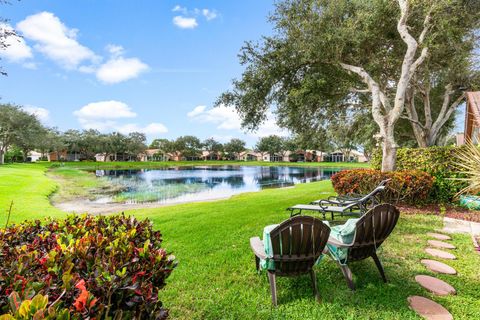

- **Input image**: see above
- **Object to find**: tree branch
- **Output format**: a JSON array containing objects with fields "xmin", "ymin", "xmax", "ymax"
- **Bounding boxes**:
[
  {"xmin": 349, "ymin": 87, "xmax": 370, "ymax": 93},
  {"xmin": 430, "ymin": 91, "xmax": 466, "ymax": 140},
  {"xmin": 401, "ymin": 115, "xmax": 425, "ymax": 129},
  {"xmin": 340, "ymin": 62, "xmax": 391, "ymax": 112}
]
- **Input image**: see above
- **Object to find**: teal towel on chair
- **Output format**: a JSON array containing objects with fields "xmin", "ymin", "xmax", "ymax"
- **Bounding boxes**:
[{"xmin": 325, "ymin": 218, "xmax": 359, "ymax": 264}]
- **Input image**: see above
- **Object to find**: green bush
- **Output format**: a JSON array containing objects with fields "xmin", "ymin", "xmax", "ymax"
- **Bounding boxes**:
[
  {"xmin": 371, "ymin": 146, "xmax": 466, "ymax": 202},
  {"xmin": 331, "ymin": 169, "xmax": 434, "ymax": 204},
  {"xmin": 0, "ymin": 214, "xmax": 176, "ymax": 319}
]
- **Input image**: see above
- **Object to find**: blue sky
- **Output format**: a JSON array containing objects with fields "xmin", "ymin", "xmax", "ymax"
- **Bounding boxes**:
[{"xmin": 0, "ymin": 0, "xmax": 286, "ymax": 147}]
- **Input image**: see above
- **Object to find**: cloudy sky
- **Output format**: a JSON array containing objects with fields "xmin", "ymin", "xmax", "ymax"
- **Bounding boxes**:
[{"xmin": 0, "ymin": 0, "xmax": 287, "ymax": 147}]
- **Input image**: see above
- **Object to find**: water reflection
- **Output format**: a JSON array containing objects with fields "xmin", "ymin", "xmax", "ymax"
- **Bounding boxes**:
[{"xmin": 94, "ymin": 166, "xmax": 342, "ymax": 205}]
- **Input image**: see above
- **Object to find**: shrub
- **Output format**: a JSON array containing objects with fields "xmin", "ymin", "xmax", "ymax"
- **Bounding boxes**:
[
  {"xmin": 331, "ymin": 169, "xmax": 434, "ymax": 204},
  {"xmin": 0, "ymin": 214, "xmax": 176, "ymax": 319},
  {"xmin": 371, "ymin": 146, "xmax": 467, "ymax": 202}
]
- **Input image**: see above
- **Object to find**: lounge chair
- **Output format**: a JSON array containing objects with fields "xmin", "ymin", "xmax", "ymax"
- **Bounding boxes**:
[
  {"xmin": 287, "ymin": 186, "xmax": 386, "ymax": 219},
  {"xmin": 325, "ymin": 179, "xmax": 391, "ymax": 204},
  {"xmin": 326, "ymin": 203, "xmax": 400, "ymax": 290},
  {"xmin": 249, "ymin": 215, "xmax": 331, "ymax": 306}
]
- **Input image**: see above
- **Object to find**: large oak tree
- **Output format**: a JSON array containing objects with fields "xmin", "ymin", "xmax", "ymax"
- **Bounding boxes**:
[{"xmin": 217, "ymin": 0, "xmax": 480, "ymax": 171}]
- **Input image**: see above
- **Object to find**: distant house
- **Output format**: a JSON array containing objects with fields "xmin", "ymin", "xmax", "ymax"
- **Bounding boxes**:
[
  {"xmin": 138, "ymin": 149, "xmax": 171, "ymax": 162},
  {"xmin": 322, "ymin": 150, "xmax": 367, "ymax": 163},
  {"xmin": 238, "ymin": 151, "xmax": 260, "ymax": 161},
  {"xmin": 48, "ymin": 150, "xmax": 84, "ymax": 161},
  {"xmin": 464, "ymin": 91, "xmax": 480, "ymax": 144},
  {"xmin": 201, "ymin": 150, "xmax": 222, "ymax": 161},
  {"xmin": 27, "ymin": 151, "xmax": 42, "ymax": 162}
]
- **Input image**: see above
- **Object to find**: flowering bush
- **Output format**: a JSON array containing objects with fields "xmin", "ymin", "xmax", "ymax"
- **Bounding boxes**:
[
  {"xmin": 331, "ymin": 169, "xmax": 434, "ymax": 204},
  {"xmin": 0, "ymin": 214, "xmax": 176, "ymax": 319},
  {"xmin": 371, "ymin": 146, "xmax": 466, "ymax": 202}
]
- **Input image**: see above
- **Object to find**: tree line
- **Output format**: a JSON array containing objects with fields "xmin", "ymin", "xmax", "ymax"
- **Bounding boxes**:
[
  {"xmin": 0, "ymin": 104, "xmax": 147, "ymax": 164},
  {"xmin": 0, "ymin": 103, "xmax": 366, "ymax": 164}
]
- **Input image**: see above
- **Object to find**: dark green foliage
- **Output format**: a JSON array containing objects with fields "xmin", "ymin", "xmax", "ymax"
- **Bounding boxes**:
[
  {"xmin": 0, "ymin": 214, "xmax": 176, "ymax": 319},
  {"xmin": 371, "ymin": 146, "xmax": 467, "ymax": 202},
  {"xmin": 331, "ymin": 169, "xmax": 434, "ymax": 204}
]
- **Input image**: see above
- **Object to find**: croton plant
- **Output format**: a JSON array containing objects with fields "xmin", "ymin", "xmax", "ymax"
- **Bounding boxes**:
[{"xmin": 0, "ymin": 214, "xmax": 177, "ymax": 319}]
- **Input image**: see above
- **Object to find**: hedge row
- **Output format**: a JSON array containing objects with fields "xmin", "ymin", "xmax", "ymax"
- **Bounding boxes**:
[
  {"xmin": 331, "ymin": 169, "xmax": 435, "ymax": 205},
  {"xmin": 0, "ymin": 214, "xmax": 176, "ymax": 319},
  {"xmin": 371, "ymin": 146, "xmax": 467, "ymax": 202}
]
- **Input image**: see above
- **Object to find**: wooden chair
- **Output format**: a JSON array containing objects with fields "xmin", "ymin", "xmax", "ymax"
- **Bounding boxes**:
[
  {"xmin": 250, "ymin": 216, "xmax": 330, "ymax": 306},
  {"xmin": 327, "ymin": 203, "xmax": 400, "ymax": 290}
]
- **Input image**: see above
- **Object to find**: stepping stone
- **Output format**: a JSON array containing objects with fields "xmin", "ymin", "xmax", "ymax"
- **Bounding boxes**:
[
  {"xmin": 428, "ymin": 240, "xmax": 456, "ymax": 250},
  {"xmin": 425, "ymin": 248, "xmax": 456, "ymax": 260},
  {"xmin": 427, "ymin": 233, "xmax": 451, "ymax": 241},
  {"xmin": 421, "ymin": 259, "xmax": 457, "ymax": 275},
  {"xmin": 415, "ymin": 275, "xmax": 456, "ymax": 296},
  {"xmin": 408, "ymin": 296, "xmax": 453, "ymax": 320}
]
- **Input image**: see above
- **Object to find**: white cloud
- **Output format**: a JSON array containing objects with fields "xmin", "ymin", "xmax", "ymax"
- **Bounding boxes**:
[
  {"xmin": 16, "ymin": 12, "xmax": 98, "ymax": 70},
  {"xmin": 173, "ymin": 16, "xmax": 198, "ymax": 29},
  {"xmin": 74, "ymin": 100, "xmax": 168, "ymax": 136},
  {"xmin": 0, "ymin": 23, "xmax": 33, "ymax": 62},
  {"xmin": 187, "ymin": 105, "xmax": 207, "ymax": 117},
  {"xmin": 202, "ymin": 9, "xmax": 218, "ymax": 21},
  {"xmin": 96, "ymin": 57, "xmax": 149, "ymax": 84},
  {"xmin": 23, "ymin": 106, "xmax": 50, "ymax": 123},
  {"xmin": 105, "ymin": 44, "xmax": 124, "ymax": 58},
  {"xmin": 118, "ymin": 123, "xmax": 168, "ymax": 135},
  {"xmin": 187, "ymin": 104, "xmax": 241, "ymax": 130},
  {"xmin": 171, "ymin": 6, "xmax": 218, "ymax": 29},
  {"xmin": 74, "ymin": 100, "xmax": 137, "ymax": 120},
  {"xmin": 187, "ymin": 105, "xmax": 289, "ymax": 138},
  {"xmin": 172, "ymin": 5, "xmax": 187, "ymax": 14}
]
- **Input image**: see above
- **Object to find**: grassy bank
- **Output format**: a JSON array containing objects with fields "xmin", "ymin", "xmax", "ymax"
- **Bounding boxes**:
[{"xmin": 0, "ymin": 164, "xmax": 64, "ymax": 224}]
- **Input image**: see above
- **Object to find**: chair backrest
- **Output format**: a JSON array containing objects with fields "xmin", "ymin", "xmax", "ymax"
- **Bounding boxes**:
[
  {"xmin": 269, "ymin": 215, "xmax": 330, "ymax": 276},
  {"xmin": 349, "ymin": 204, "xmax": 400, "ymax": 261},
  {"xmin": 359, "ymin": 185, "xmax": 386, "ymax": 203}
]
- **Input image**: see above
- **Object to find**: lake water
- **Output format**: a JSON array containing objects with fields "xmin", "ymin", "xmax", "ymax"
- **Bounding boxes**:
[{"xmin": 93, "ymin": 166, "xmax": 345, "ymax": 205}]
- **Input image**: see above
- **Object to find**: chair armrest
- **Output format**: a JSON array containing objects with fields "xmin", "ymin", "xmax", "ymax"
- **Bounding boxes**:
[
  {"xmin": 250, "ymin": 237, "xmax": 267, "ymax": 260},
  {"xmin": 327, "ymin": 237, "xmax": 352, "ymax": 248}
]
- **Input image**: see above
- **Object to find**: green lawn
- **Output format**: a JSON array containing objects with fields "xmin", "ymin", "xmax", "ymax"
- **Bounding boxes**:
[
  {"xmin": 0, "ymin": 164, "xmax": 64, "ymax": 224},
  {"xmin": 1, "ymin": 163, "xmax": 479, "ymax": 319},
  {"xmin": 134, "ymin": 181, "xmax": 480, "ymax": 320}
]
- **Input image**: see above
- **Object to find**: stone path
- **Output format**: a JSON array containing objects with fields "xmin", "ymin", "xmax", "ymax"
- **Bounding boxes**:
[
  {"xmin": 408, "ymin": 296, "xmax": 453, "ymax": 320},
  {"xmin": 427, "ymin": 240, "xmax": 456, "ymax": 249},
  {"xmin": 425, "ymin": 248, "xmax": 456, "ymax": 260},
  {"xmin": 427, "ymin": 233, "xmax": 451, "ymax": 241},
  {"xmin": 421, "ymin": 259, "xmax": 457, "ymax": 275},
  {"xmin": 415, "ymin": 275, "xmax": 456, "ymax": 296},
  {"xmin": 408, "ymin": 230, "xmax": 457, "ymax": 319}
]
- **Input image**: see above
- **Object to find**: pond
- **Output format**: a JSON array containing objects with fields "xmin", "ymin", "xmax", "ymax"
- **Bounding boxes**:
[{"xmin": 92, "ymin": 165, "xmax": 345, "ymax": 205}]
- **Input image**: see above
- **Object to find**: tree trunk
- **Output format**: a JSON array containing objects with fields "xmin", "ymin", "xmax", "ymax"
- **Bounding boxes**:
[
  {"xmin": 381, "ymin": 129, "xmax": 397, "ymax": 172},
  {"xmin": 0, "ymin": 150, "xmax": 4, "ymax": 165}
]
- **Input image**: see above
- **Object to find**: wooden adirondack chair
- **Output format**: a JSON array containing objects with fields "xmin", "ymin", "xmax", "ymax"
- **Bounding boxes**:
[
  {"xmin": 249, "ymin": 216, "xmax": 331, "ymax": 306},
  {"xmin": 327, "ymin": 203, "xmax": 400, "ymax": 290}
]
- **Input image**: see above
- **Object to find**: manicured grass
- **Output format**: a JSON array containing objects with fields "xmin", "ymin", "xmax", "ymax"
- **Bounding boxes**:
[
  {"xmin": 131, "ymin": 181, "xmax": 480, "ymax": 320},
  {"xmin": 0, "ymin": 164, "xmax": 64, "ymax": 225},
  {"xmin": 1, "ymin": 163, "xmax": 479, "ymax": 319}
]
